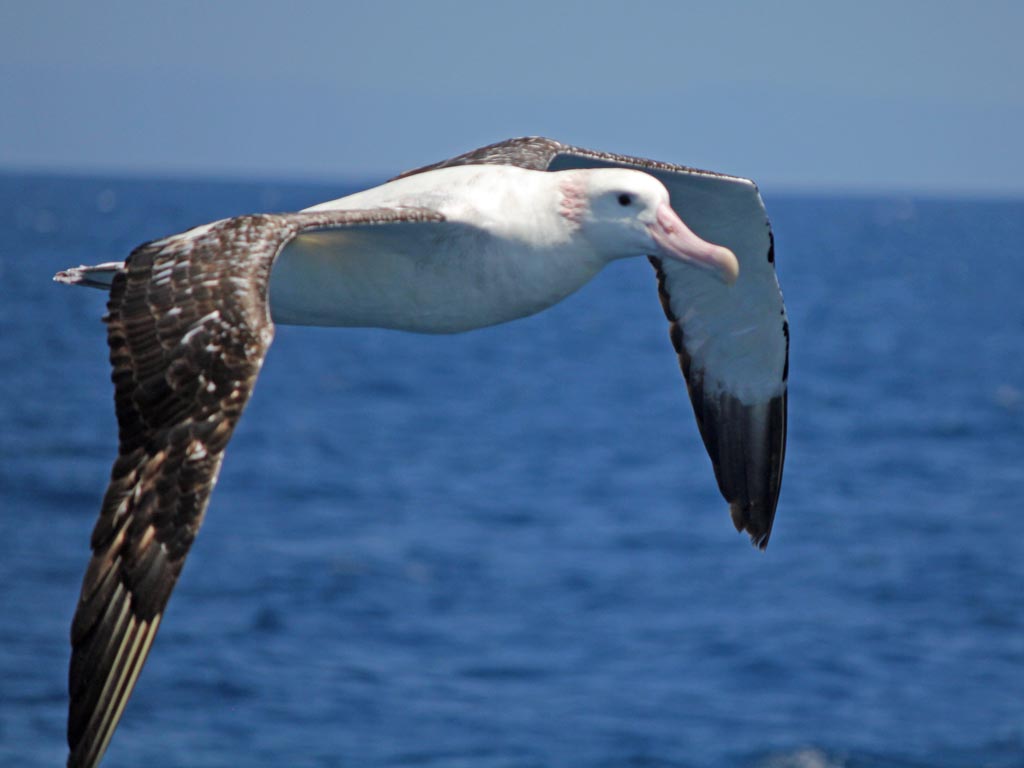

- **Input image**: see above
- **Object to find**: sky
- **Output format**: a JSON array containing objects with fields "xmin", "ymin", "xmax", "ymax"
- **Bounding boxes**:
[{"xmin": 1, "ymin": 1, "xmax": 1022, "ymax": 194}]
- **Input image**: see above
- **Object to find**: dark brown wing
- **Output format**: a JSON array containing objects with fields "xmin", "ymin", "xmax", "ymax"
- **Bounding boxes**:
[
  {"xmin": 401, "ymin": 138, "xmax": 789, "ymax": 548},
  {"xmin": 66, "ymin": 207, "xmax": 444, "ymax": 768},
  {"xmin": 394, "ymin": 136, "xmax": 564, "ymax": 177}
]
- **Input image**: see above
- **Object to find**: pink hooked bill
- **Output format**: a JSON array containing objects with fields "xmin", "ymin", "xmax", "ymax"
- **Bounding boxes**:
[{"xmin": 649, "ymin": 203, "xmax": 739, "ymax": 284}]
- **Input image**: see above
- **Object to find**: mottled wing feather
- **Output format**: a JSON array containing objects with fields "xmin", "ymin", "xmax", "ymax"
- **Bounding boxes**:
[
  {"xmin": 67, "ymin": 207, "xmax": 444, "ymax": 768},
  {"xmin": 395, "ymin": 136, "xmax": 564, "ymax": 178},
  {"xmin": 67, "ymin": 218, "xmax": 277, "ymax": 768},
  {"xmin": 401, "ymin": 137, "xmax": 789, "ymax": 547}
]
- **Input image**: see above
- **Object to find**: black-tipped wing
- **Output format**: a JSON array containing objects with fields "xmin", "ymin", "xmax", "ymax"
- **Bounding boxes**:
[
  {"xmin": 403, "ymin": 138, "xmax": 788, "ymax": 547},
  {"xmin": 66, "ymin": 207, "xmax": 444, "ymax": 768}
]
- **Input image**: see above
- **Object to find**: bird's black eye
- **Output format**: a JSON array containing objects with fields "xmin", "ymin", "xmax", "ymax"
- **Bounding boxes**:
[{"xmin": 617, "ymin": 193, "xmax": 632, "ymax": 206}]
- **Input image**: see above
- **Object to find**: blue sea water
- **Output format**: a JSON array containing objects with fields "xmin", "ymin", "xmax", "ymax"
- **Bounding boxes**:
[{"xmin": 0, "ymin": 172, "xmax": 1022, "ymax": 768}]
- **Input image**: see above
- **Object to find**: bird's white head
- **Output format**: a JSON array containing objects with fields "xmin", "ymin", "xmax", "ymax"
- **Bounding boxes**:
[{"xmin": 559, "ymin": 169, "xmax": 739, "ymax": 284}]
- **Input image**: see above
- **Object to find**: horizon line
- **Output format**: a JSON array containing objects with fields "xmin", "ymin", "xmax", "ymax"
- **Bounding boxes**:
[{"xmin": 2, "ymin": 163, "xmax": 1022, "ymax": 203}]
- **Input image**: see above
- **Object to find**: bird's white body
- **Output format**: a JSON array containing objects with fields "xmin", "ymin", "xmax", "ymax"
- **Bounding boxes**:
[{"xmin": 271, "ymin": 166, "xmax": 604, "ymax": 332}]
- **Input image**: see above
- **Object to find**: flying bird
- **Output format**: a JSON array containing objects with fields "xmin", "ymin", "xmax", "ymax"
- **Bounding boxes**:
[{"xmin": 54, "ymin": 137, "xmax": 789, "ymax": 768}]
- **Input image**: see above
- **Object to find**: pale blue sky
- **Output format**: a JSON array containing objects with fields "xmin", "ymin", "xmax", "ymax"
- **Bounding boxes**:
[{"xmin": 2, "ymin": 1, "xmax": 1021, "ymax": 193}]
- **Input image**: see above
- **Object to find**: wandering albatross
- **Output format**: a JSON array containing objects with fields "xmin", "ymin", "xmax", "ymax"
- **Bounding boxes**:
[{"xmin": 54, "ymin": 137, "xmax": 788, "ymax": 768}]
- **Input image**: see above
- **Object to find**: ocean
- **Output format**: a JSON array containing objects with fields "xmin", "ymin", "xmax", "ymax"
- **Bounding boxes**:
[{"xmin": 1, "ymin": 172, "xmax": 1021, "ymax": 767}]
